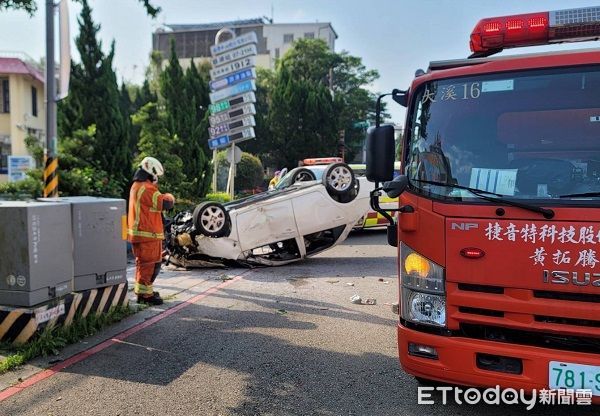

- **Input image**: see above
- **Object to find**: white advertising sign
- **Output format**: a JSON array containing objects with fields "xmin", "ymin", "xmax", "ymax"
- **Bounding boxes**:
[
  {"xmin": 209, "ymin": 115, "xmax": 256, "ymax": 139},
  {"xmin": 210, "ymin": 56, "xmax": 256, "ymax": 80},
  {"xmin": 209, "ymin": 80, "xmax": 256, "ymax": 105},
  {"xmin": 210, "ymin": 32, "xmax": 257, "ymax": 56},
  {"xmin": 210, "ymin": 68, "xmax": 256, "ymax": 92},
  {"xmin": 8, "ymin": 155, "xmax": 34, "ymax": 182},
  {"xmin": 211, "ymin": 44, "xmax": 257, "ymax": 68},
  {"xmin": 209, "ymin": 92, "xmax": 256, "ymax": 115},
  {"xmin": 209, "ymin": 103, "xmax": 256, "ymax": 127}
]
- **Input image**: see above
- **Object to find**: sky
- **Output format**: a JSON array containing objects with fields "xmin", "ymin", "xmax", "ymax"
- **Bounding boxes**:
[{"xmin": 0, "ymin": 0, "xmax": 596, "ymax": 124}]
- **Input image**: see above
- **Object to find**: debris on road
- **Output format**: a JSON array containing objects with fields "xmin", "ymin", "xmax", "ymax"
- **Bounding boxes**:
[
  {"xmin": 346, "ymin": 282, "xmax": 355, "ymax": 286},
  {"xmin": 350, "ymin": 294, "xmax": 362, "ymax": 304},
  {"xmin": 276, "ymin": 309, "xmax": 288, "ymax": 315},
  {"xmin": 219, "ymin": 274, "xmax": 233, "ymax": 281},
  {"xmin": 350, "ymin": 294, "xmax": 377, "ymax": 305}
]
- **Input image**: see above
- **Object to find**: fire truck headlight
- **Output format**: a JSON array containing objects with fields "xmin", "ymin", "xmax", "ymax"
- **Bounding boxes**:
[
  {"xmin": 401, "ymin": 243, "xmax": 445, "ymax": 294},
  {"xmin": 400, "ymin": 243, "xmax": 446, "ymax": 327},
  {"xmin": 402, "ymin": 290, "xmax": 446, "ymax": 327}
]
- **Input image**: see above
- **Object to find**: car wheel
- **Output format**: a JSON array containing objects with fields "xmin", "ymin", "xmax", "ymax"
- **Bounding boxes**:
[
  {"xmin": 322, "ymin": 162, "xmax": 356, "ymax": 197},
  {"xmin": 193, "ymin": 202, "xmax": 231, "ymax": 238},
  {"xmin": 334, "ymin": 178, "xmax": 359, "ymax": 203},
  {"xmin": 291, "ymin": 168, "xmax": 317, "ymax": 184}
]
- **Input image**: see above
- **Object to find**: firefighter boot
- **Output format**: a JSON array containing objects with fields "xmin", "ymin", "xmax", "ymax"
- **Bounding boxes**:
[{"xmin": 137, "ymin": 293, "xmax": 164, "ymax": 306}]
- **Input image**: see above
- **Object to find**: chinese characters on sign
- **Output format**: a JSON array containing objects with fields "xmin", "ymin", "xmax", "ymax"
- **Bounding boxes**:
[
  {"xmin": 485, "ymin": 222, "xmax": 600, "ymax": 267},
  {"xmin": 208, "ymin": 31, "xmax": 258, "ymax": 150}
]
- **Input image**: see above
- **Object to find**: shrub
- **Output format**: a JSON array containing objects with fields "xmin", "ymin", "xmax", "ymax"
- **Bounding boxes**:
[
  {"xmin": 216, "ymin": 151, "xmax": 264, "ymax": 193},
  {"xmin": 204, "ymin": 192, "xmax": 232, "ymax": 203}
]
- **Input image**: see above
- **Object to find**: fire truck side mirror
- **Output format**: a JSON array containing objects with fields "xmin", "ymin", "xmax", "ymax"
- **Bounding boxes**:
[
  {"xmin": 366, "ymin": 124, "xmax": 395, "ymax": 182},
  {"xmin": 383, "ymin": 175, "xmax": 408, "ymax": 198}
]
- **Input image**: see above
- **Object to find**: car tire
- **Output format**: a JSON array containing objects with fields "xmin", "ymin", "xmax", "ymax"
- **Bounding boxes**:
[
  {"xmin": 291, "ymin": 168, "xmax": 317, "ymax": 184},
  {"xmin": 192, "ymin": 202, "xmax": 231, "ymax": 238},
  {"xmin": 334, "ymin": 177, "xmax": 360, "ymax": 203},
  {"xmin": 322, "ymin": 162, "xmax": 356, "ymax": 198}
]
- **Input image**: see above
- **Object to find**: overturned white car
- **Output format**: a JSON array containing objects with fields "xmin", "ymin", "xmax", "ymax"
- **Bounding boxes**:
[{"xmin": 165, "ymin": 163, "xmax": 372, "ymax": 266}]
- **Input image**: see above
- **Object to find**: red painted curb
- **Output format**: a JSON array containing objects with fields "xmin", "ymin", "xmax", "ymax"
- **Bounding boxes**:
[{"xmin": 0, "ymin": 274, "xmax": 245, "ymax": 402}]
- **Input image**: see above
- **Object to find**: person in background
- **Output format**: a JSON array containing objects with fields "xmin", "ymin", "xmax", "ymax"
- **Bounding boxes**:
[
  {"xmin": 127, "ymin": 157, "xmax": 175, "ymax": 305},
  {"xmin": 268, "ymin": 170, "xmax": 281, "ymax": 190}
]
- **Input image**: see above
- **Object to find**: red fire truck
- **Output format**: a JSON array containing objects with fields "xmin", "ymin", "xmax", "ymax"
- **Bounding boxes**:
[{"xmin": 367, "ymin": 6, "xmax": 600, "ymax": 399}]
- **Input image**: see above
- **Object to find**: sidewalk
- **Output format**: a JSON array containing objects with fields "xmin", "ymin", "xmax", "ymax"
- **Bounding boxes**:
[
  {"xmin": 125, "ymin": 262, "xmax": 235, "ymax": 302},
  {"xmin": 0, "ymin": 263, "xmax": 244, "ymax": 393}
]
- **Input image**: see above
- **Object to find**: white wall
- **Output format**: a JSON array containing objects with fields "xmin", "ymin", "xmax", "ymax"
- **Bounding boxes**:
[{"xmin": 263, "ymin": 23, "xmax": 336, "ymax": 67}]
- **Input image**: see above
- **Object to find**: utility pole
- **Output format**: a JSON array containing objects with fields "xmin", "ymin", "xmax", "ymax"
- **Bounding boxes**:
[{"xmin": 43, "ymin": 0, "xmax": 58, "ymax": 197}]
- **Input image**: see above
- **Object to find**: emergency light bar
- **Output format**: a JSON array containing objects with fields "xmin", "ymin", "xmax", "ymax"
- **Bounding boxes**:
[
  {"xmin": 303, "ymin": 157, "xmax": 343, "ymax": 165},
  {"xmin": 470, "ymin": 6, "xmax": 600, "ymax": 57}
]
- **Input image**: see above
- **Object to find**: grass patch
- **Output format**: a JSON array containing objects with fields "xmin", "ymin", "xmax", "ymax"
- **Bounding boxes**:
[{"xmin": 0, "ymin": 305, "xmax": 135, "ymax": 375}]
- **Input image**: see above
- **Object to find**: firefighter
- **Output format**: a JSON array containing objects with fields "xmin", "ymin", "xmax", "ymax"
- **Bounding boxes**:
[{"xmin": 127, "ymin": 157, "xmax": 175, "ymax": 305}]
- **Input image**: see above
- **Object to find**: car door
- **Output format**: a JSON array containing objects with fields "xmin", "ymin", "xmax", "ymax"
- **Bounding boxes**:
[{"xmin": 235, "ymin": 198, "xmax": 298, "ymax": 252}]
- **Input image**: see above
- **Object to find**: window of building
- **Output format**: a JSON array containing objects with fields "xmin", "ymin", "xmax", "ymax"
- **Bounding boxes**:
[
  {"xmin": 0, "ymin": 138, "xmax": 10, "ymax": 173},
  {"xmin": 304, "ymin": 32, "xmax": 315, "ymax": 39},
  {"xmin": 283, "ymin": 33, "xmax": 294, "ymax": 44},
  {"xmin": 1, "ymin": 79, "xmax": 9, "ymax": 113},
  {"xmin": 275, "ymin": 48, "xmax": 280, "ymax": 59},
  {"xmin": 31, "ymin": 86, "xmax": 37, "ymax": 117}
]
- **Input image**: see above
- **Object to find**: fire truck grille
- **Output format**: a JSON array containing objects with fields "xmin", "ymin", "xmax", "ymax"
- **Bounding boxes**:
[
  {"xmin": 459, "ymin": 323, "xmax": 600, "ymax": 355},
  {"xmin": 448, "ymin": 281, "xmax": 600, "ymax": 353}
]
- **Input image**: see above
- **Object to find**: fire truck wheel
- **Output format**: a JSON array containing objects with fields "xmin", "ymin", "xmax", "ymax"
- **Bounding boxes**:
[
  {"xmin": 322, "ymin": 162, "xmax": 356, "ymax": 198},
  {"xmin": 193, "ymin": 202, "xmax": 231, "ymax": 238},
  {"xmin": 291, "ymin": 168, "xmax": 317, "ymax": 184}
]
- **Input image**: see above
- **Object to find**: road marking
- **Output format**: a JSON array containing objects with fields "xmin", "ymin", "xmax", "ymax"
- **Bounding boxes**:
[{"xmin": 0, "ymin": 273, "xmax": 246, "ymax": 402}]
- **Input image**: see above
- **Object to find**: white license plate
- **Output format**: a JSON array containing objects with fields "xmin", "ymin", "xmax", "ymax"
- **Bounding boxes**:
[{"xmin": 549, "ymin": 361, "xmax": 600, "ymax": 396}]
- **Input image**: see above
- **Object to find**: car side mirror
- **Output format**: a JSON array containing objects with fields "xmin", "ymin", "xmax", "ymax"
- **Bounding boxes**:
[{"xmin": 382, "ymin": 175, "xmax": 408, "ymax": 198}]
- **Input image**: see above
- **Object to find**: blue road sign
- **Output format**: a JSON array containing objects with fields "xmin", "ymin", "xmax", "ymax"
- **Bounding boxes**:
[{"xmin": 210, "ymin": 68, "xmax": 256, "ymax": 92}]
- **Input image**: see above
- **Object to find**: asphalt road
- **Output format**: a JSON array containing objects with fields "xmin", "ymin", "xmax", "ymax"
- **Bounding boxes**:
[{"xmin": 0, "ymin": 230, "xmax": 597, "ymax": 415}]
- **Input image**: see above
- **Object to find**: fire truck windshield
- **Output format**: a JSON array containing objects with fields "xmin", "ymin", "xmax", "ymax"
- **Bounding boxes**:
[{"xmin": 406, "ymin": 65, "xmax": 600, "ymax": 203}]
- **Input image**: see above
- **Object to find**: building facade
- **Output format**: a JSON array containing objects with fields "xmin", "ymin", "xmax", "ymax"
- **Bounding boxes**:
[
  {"xmin": 0, "ymin": 56, "xmax": 45, "ymax": 182},
  {"xmin": 152, "ymin": 17, "xmax": 337, "ymax": 71}
]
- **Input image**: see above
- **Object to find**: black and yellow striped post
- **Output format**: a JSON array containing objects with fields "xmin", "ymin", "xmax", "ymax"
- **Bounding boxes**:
[{"xmin": 43, "ymin": 155, "xmax": 59, "ymax": 197}]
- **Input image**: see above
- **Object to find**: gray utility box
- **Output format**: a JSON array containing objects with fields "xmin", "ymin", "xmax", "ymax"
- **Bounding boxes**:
[
  {"xmin": 0, "ymin": 201, "xmax": 74, "ymax": 307},
  {"xmin": 40, "ymin": 197, "xmax": 128, "ymax": 292}
]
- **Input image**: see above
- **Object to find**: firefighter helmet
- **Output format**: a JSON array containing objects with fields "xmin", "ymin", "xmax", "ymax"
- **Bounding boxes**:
[{"xmin": 140, "ymin": 157, "xmax": 164, "ymax": 177}]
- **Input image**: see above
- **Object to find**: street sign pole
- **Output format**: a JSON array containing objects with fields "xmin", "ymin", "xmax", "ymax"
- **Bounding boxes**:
[
  {"xmin": 44, "ymin": 0, "xmax": 58, "ymax": 197},
  {"xmin": 211, "ymin": 27, "xmax": 236, "ymax": 193},
  {"xmin": 209, "ymin": 28, "xmax": 258, "ymax": 196}
]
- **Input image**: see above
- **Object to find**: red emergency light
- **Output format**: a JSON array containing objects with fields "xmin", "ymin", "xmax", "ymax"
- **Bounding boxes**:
[{"xmin": 470, "ymin": 6, "xmax": 600, "ymax": 57}]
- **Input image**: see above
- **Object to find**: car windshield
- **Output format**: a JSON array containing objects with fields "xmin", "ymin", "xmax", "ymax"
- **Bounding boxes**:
[
  {"xmin": 406, "ymin": 65, "xmax": 600, "ymax": 202},
  {"xmin": 275, "ymin": 166, "xmax": 325, "ymax": 190}
]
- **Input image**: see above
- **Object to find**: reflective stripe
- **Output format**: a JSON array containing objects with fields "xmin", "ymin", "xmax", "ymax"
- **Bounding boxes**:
[
  {"xmin": 150, "ymin": 191, "xmax": 161, "ymax": 213},
  {"xmin": 134, "ymin": 282, "xmax": 154, "ymax": 295},
  {"xmin": 127, "ymin": 229, "xmax": 164, "ymax": 239},
  {"xmin": 363, "ymin": 211, "xmax": 394, "ymax": 228},
  {"xmin": 132, "ymin": 185, "xmax": 146, "ymax": 233}
]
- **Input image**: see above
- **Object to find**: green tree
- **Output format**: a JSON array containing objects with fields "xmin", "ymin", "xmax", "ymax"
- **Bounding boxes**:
[
  {"xmin": 58, "ymin": 0, "xmax": 130, "ymax": 192},
  {"xmin": 132, "ymin": 102, "xmax": 186, "ymax": 198},
  {"xmin": 119, "ymin": 82, "xmax": 134, "ymax": 166},
  {"xmin": 267, "ymin": 39, "xmax": 385, "ymax": 167},
  {"xmin": 241, "ymin": 68, "xmax": 275, "ymax": 162},
  {"xmin": 160, "ymin": 43, "xmax": 212, "ymax": 199},
  {"xmin": 0, "ymin": 0, "xmax": 160, "ymax": 16},
  {"xmin": 269, "ymin": 52, "xmax": 338, "ymax": 168}
]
